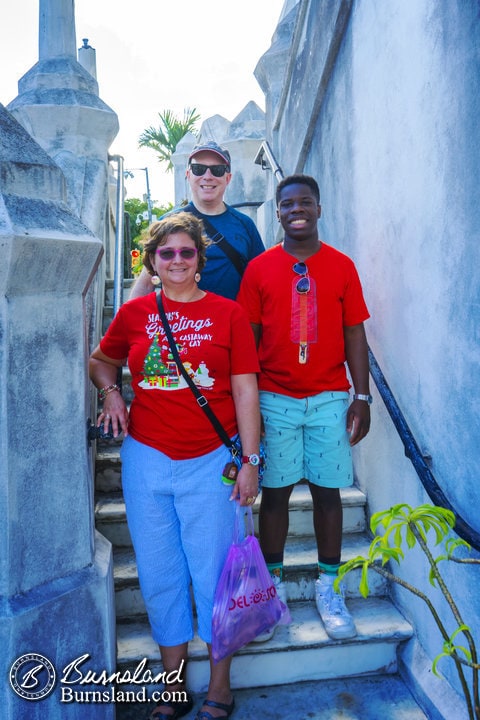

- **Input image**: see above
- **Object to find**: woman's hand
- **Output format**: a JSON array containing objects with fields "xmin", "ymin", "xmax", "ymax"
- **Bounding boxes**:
[
  {"xmin": 97, "ymin": 389, "xmax": 129, "ymax": 438},
  {"xmin": 89, "ymin": 348, "xmax": 129, "ymax": 438},
  {"xmin": 230, "ymin": 373, "xmax": 261, "ymax": 506},
  {"xmin": 231, "ymin": 464, "xmax": 259, "ymax": 506}
]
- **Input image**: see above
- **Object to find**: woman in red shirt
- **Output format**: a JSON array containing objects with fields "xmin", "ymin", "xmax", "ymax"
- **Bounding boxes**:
[{"xmin": 90, "ymin": 212, "xmax": 260, "ymax": 720}]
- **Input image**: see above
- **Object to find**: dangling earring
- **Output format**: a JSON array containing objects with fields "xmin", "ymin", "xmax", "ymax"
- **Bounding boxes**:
[
  {"xmin": 195, "ymin": 272, "xmax": 201, "ymax": 283},
  {"xmin": 151, "ymin": 274, "xmax": 161, "ymax": 286}
]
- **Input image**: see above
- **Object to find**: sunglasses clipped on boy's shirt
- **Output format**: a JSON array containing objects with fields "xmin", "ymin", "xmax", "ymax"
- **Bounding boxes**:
[{"xmin": 293, "ymin": 261, "xmax": 310, "ymax": 294}]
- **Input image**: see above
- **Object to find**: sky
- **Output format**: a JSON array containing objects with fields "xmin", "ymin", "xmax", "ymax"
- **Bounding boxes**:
[{"xmin": 0, "ymin": 0, "xmax": 285, "ymax": 205}]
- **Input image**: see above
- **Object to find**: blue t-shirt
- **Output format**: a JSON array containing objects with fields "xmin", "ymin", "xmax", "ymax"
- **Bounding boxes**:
[{"xmin": 165, "ymin": 203, "xmax": 265, "ymax": 300}]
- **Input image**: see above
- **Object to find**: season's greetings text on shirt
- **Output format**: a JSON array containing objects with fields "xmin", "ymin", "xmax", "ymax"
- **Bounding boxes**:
[{"xmin": 145, "ymin": 311, "xmax": 213, "ymax": 347}]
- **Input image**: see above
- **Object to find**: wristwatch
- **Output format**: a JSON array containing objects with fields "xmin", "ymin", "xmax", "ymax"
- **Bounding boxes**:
[
  {"xmin": 241, "ymin": 453, "xmax": 260, "ymax": 467},
  {"xmin": 353, "ymin": 393, "xmax": 373, "ymax": 405}
]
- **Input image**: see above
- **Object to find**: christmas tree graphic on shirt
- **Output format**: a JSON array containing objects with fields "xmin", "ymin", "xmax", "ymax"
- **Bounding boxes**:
[{"xmin": 139, "ymin": 334, "xmax": 215, "ymax": 391}]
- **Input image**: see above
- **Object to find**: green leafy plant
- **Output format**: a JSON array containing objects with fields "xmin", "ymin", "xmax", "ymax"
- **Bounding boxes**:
[
  {"xmin": 124, "ymin": 198, "xmax": 173, "ymax": 276},
  {"xmin": 337, "ymin": 504, "xmax": 480, "ymax": 719}
]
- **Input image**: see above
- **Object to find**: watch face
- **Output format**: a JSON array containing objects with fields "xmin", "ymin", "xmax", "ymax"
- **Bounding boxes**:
[{"xmin": 242, "ymin": 453, "xmax": 260, "ymax": 467}]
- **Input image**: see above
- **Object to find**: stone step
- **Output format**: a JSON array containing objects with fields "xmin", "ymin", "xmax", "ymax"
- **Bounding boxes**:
[
  {"xmin": 104, "ymin": 278, "xmax": 135, "ymax": 307},
  {"xmin": 112, "ymin": 533, "xmax": 386, "ymax": 620},
  {"xmin": 116, "ymin": 598, "xmax": 413, "ymax": 694},
  {"xmin": 94, "ymin": 446, "xmax": 124, "ymax": 493},
  {"xmin": 95, "ymin": 484, "xmax": 368, "ymax": 546},
  {"xmin": 116, "ymin": 672, "xmax": 428, "ymax": 720}
]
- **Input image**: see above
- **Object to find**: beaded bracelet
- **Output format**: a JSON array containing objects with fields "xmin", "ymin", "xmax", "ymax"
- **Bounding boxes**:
[{"xmin": 98, "ymin": 384, "xmax": 121, "ymax": 401}]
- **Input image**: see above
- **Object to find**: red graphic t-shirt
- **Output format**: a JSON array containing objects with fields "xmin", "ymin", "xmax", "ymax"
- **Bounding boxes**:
[
  {"xmin": 100, "ymin": 292, "xmax": 259, "ymax": 459},
  {"xmin": 237, "ymin": 243, "xmax": 370, "ymax": 398}
]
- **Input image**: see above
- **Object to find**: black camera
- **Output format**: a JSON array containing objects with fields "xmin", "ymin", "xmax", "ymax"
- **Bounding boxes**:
[{"xmin": 86, "ymin": 417, "xmax": 116, "ymax": 445}]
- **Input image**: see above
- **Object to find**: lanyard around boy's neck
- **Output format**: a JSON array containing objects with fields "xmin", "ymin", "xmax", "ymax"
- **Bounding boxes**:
[
  {"xmin": 291, "ymin": 264, "xmax": 318, "ymax": 364},
  {"xmin": 298, "ymin": 292, "xmax": 308, "ymax": 364}
]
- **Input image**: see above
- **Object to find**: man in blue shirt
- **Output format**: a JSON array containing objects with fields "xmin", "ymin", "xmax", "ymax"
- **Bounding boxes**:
[{"xmin": 130, "ymin": 141, "xmax": 265, "ymax": 300}]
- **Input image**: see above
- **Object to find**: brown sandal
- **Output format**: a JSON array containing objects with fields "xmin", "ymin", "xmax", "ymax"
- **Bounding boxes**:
[{"xmin": 195, "ymin": 697, "xmax": 235, "ymax": 719}]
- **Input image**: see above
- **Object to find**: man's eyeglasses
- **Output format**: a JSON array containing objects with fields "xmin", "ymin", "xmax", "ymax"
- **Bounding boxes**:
[
  {"xmin": 190, "ymin": 163, "xmax": 229, "ymax": 177},
  {"xmin": 293, "ymin": 262, "xmax": 310, "ymax": 294},
  {"xmin": 156, "ymin": 247, "xmax": 198, "ymax": 261}
]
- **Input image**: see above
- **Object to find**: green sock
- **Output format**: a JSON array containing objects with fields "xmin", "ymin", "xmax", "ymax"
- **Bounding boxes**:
[
  {"xmin": 266, "ymin": 562, "xmax": 283, "ymax": 581},
  {"xmin": 318, "ymin": 561, "xmax": 341, "ymax": 577}
]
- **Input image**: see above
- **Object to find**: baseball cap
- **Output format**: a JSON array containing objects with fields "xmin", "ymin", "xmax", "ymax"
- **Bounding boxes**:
[{"xmin": 188, "ymin": 141, "xmax": 231, "ymax": 169}]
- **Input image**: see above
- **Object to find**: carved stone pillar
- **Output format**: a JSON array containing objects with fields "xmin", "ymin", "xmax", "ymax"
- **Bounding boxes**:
[{"xmin": 0, "ymin": 104, "xmax": 115, "ymax": 719}]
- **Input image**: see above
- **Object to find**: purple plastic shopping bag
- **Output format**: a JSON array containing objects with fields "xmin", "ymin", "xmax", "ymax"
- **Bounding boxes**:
[{"xmin": 211, "ymin": 505, "xmax": 291, "ymax": 663}]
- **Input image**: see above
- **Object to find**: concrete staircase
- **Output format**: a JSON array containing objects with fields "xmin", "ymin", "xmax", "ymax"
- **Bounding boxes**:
[{"xmin": 93, "ymin": 278, "xmax": 426, "ymax": 717}]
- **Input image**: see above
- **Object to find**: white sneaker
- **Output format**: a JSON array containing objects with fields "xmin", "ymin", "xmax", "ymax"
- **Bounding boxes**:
[
  {"xmin": 315, "ymin": 574, "xmax": 357, "ymax": 640},
  {"xmin": 272, "ymin": 573, "xmax": 287, "ymax": 604},
  {"xmin": 251, "ymin": 575, "xmax": 287, "ymax": 643}
]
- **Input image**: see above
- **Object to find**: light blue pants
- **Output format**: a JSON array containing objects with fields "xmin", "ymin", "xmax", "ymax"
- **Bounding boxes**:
[{"xmin": 120, "ymin": 435, "xmax": 236, "ymax": 646}]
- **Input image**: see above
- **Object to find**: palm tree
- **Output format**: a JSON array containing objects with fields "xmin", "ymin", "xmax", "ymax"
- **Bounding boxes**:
[{"xmin": 138, "ymin": 107, "xmax": 200, "ymax": 171}]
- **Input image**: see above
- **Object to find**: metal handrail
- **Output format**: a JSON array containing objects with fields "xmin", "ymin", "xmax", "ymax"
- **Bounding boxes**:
[
  {"xmin": 108, "ymin": 154, "xmax": 126, "ymax": 394},
  {"xmin": 231, "ymin": 202, "xmax": 263, "ymax": 209},
  {"xmin": 255, "ymin": 143, "xmax": 480, "ymax": 551},
  {"xmin": 108, "ymin": 154, "xmax": 125, "ymax": 317},
  {"xmin": 254, "ymin": 141, "xmax": 284, "ymax": 181}
]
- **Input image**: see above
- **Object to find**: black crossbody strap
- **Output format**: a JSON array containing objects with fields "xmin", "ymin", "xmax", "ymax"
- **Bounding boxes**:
[
  {"xmin": 184, "ymin": 203, "xmax": 247, "ymax": 277},
  {"xmin": 156, "ymin": 292, "xmax": 233, "ymax": 449}
]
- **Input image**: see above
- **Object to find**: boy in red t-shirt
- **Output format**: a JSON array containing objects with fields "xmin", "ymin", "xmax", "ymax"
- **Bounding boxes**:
[{"xmin": 237, "ymin": 174, "xmax": 372, "ymax": 641}]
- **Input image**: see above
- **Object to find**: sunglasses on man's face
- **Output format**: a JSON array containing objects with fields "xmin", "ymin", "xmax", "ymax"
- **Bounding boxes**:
[
  {"xmin": 293, "ymin": 261, "xmax": 310, "ymax": 294},
  {"xmin": 189, "ymin": 163, "xmax": 229, "ymax": 177},
  {"xmin": 156, "ymin": 247, "xmax": 198, "ymax": 261}
]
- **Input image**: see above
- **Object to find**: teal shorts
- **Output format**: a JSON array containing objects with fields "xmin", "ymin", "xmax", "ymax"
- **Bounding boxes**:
[{"xmin": 260, "ymin": 390, "xmax": 353, "ymax": 489}]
